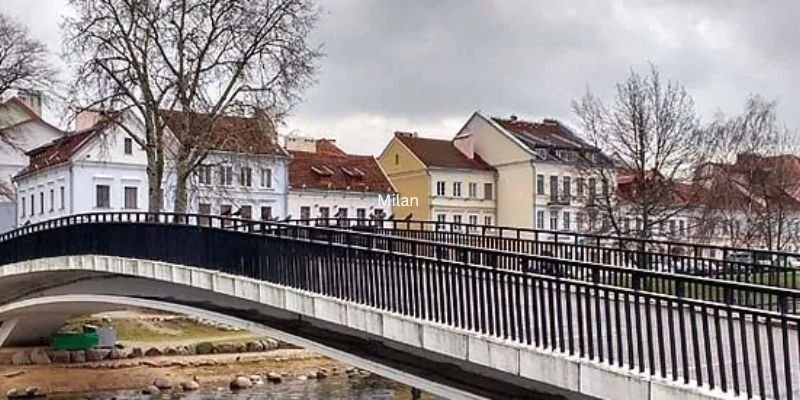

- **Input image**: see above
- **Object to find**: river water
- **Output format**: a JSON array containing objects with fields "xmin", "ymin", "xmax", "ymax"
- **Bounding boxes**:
[{"xmin": 50, "ymin": 375, "xmax": 433, "ymax": 400}]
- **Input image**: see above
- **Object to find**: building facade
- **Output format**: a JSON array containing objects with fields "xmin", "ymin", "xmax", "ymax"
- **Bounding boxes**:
[
  {"xmin": 0, "ymin": 95, "xmax": 64, "ymax": 231},
  {"xmin": 14, "ymin": 118, "xmax": 148, "ymax": 225},
  {"xmin": 378, "ymin": 132, "xmax": 496, "ymax": 228},
  {"xmin": 286, "ymin": 137, "xmax": 394, "ymax": 223}
]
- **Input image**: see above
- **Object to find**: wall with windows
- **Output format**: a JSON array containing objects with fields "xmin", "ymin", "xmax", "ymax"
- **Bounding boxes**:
[
  {"xmin": 288, "ymin": 190, "xmax": 386, "ymax": 224},
  {"xmin": 15, "ymin": 164, "xmax": 72, "ymax": 225},
  {"xmin": 429, "ymin": 169, "xmax": 496, "ymax": 229},
  {"xmin": 181, "ymin": 151, "xmax": 290, "ymax": 220}
]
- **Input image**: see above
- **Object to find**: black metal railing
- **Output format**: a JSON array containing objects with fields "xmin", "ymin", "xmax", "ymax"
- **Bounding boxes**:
[
  {"xmin": 305, "ymin": 217, "xmax": 800, "ymax": 292},
  {"xmin": 0, "ymin": 212, "xmax": 798, "ymax": 399}
]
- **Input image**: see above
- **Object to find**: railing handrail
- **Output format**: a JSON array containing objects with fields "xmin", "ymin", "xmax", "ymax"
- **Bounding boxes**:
[{"xmin": 5, "ymin": 212, "xmax": 800, "ymax": 305}]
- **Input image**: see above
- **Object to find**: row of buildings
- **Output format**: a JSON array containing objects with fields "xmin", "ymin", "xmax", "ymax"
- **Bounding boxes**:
[{"xmin": 2, "ymin": 93, "xmax": 799, "ymax": 251}]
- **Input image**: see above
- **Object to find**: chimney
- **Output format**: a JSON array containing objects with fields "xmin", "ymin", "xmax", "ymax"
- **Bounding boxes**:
[
  {"xmin": 543, "ymin": 118, "xmax": 558, "ymax": 125},
  {"xmin": 453, "ymin": 131, "xmax": 475, "ymax": 159},
  {"xmin": 75, "ymin": 110, "xmax": 103, "ymax": 130},
  {"xmin": 509, "ymin": 114, "xmax": 518, "ymax": 122},
  {"xmin": 284, "ymin": 135, "xmax": 317, "ymax": 152},
  {"xmin": 17, "ymin": 89, "xmax": 42, "ymax": 117},
  {"xmin": 394, "ymin": 131, "xmax": 417, "ymax": 138}
]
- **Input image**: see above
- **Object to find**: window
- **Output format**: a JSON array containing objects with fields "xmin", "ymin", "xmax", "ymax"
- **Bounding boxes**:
[
  {"xmin": 219, "ymin": 166, "xmax": 233, "ymax": 186},
  {"xmin": 59, "ymin": 186, "xmax": 65, "ymax": 210},
  {"xmin": 469, "ymin": 215, "xmax": 478, "ymax": 226},
  {"xmin": 124, "ymin": 186, "xmax": 138, "ymax": 209},
  {"xmin": 623, "ymin": 218, "xmax": 631, "ymax": 233},
  {"xmin": 549, "ymin": 211, "xmax": 558, "ymax": 230},
  {"xmin": 124, "ymin": 138, "xmax": 133, "ymax": 155},
  {"xmin": 395, "ymin": 154, "xmax": 399, "ymax": 165},
  {"xmin": 563, "ymin": 176, "xmax": 571, "ymax": 199},
  {"xmin": 319, "ymin": 206, "xmax": 330, "ymax": 224},
  {"xmin": 484, "ymin": 183, "xmax": 493, "ymax": 200},
  {"xmin": 21, "ymin": 196, "xmax": 25, "ymax": 217},
  {"xmin": 484, "ymin": 216, "xmax": 493, "ymax": 226},
  {"xmin": 588, "ymin": 177, "xmax": 597, "ymax": 199},
  {"xmin": 536, "ymin": 175, "xmax": 545, "ymax": 195},
  {"xmin": 240, "ymin": 167, "xmax": 253, "ymax": 187},
  {"xmin": 95, "ymin": 185, "xmax": 110, "ymax": 209},
  {"xmin": 436, "ymin": 214, "xmax": 446, "ymax": 230},
  {"xmin": 669, "ymin": 220, "xmax": 676, "ymax": 236},
  {"xmin": 535, "ymin": 148, "xmax": 547, "ymax": 159},
  {"xmin": 452, "ymin": 182, "xmax": 462, "ymax": 197},
  {"xmin": 576, "ymin": 178, "xmax": 585, "ymax": 197},
  {"xmin": 220, "ymin": 204, "xmax": 233, "ymax": 227},
  {"xmin": 49, "ymin": 189, "xmax": 54, "ymax": 212},
  {"xmin": 602, "ymin": 178, "xmax": 609, "ymax": 198},
  {"xmin": 468, "ymin": 182, "xmax": 477, "ymax": 198},
  {"xmin": 198, "ymin": 203, "xmax": 212, "ymax": 226},
  {"xmin": 30, "ymin": 194, "xmax": 34, "ymax": 215},
  {"xmin": 240, "ymin": 205, "xmax": 252, "ymax": 220},
  {"xmin": 679, "ymin": 220, "xmax": 686, "ymax": 237},
  {"xmin": 260, "ymin": 168, "xmax": 272, "ymax": 188},
  {"xmin": 356, "ymin": 208, "xmax": 366, "ymax": 226},
  {"xmin": 300, "ymin": 206, "xmax": 311, "ymax": 225},
  {"xmin": 197, "ymin": 165, "xmax": 212, "ymax": 185},
  {"xmin": 563, "ymin": 211, "xmax": 571, "ymax": 231},
  {"xmin": 373, "ymin": 209, "xmax": 386, "ymax": 219},
  {"xmin": 260, "ymin": 206, "xmax": 272, "ymax": 221},
  {"xmin": 436, "ymin": 181, "xmax": 446, "ymax": 196},
  {"xmin": 549, "ymin": 176, "xmax": 558, "ymax": 198},
  {"xmin": 536, "ymin": 210, "xmax": 545, "ymax": 229},
  {"xmin": 453, "ymin": 214, "xmax": 462, "ymax": 230},
  {"xmin": 39, "ymin": 192, "xmax": 44, "ymax": 214},
  {"xmin": 576, "ymin": 213, "xmax": 585, "ymax": 231}
]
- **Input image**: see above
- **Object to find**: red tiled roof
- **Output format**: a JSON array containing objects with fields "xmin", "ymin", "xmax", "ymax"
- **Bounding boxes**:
[
  {"xmin": 289, "ymin": 141, "xmax": 393, "ymax": 193},
  {"xmin": 394, "ymin": 133, "xmax": 493, "ymax": 171},
  {"xmin": 15, "ymin": 128, "xmax": 97, "ymax": 178},
  {"xmin": 162, "ymin": 110, "xmax": 288, "ymax": 156},
  {"xmin": 492, "ymin": 117, "xmax": 593, "ymax": 150}
]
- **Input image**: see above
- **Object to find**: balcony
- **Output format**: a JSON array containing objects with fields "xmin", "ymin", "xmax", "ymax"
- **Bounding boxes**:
[{"xmin": 547, "ymin": 194, "xmax": 571, "ymax": 206}]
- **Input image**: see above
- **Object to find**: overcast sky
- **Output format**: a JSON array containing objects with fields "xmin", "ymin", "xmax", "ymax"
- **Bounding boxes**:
[{"xmin": 1, "ymin": 0, "xmax": 798, "ymax": 155}]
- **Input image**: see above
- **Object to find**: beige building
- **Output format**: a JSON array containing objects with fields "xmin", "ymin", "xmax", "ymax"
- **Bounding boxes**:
[
  {"xmin": 378, "ymin": 132, "xmax": 496, "ymax": 227},
  {"xmin": 453, "ymin": 112, "xmax": 611, "ymax": 232}
]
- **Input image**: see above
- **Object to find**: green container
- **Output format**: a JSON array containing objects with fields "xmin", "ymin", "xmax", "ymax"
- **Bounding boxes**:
[{"xmin": 50, "ymin": 331, "xmax": 99, "ymax": 350}]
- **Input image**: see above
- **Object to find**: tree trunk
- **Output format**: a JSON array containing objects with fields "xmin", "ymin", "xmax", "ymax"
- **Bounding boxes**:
[{"xmin": 173, "ymin": 165, "xmax": 190, "ymax": 214}]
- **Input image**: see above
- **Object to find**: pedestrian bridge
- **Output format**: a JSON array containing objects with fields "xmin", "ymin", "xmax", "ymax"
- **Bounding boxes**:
[{"xmin": 0, "ymin": 213, "xmax": 798, "ymax": 399}]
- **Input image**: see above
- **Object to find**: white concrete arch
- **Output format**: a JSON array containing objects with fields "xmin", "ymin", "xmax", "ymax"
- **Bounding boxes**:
[{"xmin": 0, "ymin": 294, "xmax": 485, "ymax": 400}]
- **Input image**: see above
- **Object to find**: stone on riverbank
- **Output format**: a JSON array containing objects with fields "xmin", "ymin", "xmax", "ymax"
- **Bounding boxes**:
[
  {"xmin": 229, "ymin": 376, "xmax": 252, "ymax": 390},
  {"xmin": 69, "ymin": 351, "xmax": 86, "ymax": 363},
  {"xmin": 153, "ymin": 378, "xmax": 172, "ymax": 390},
  {"xmin": 194, "ymin": 342, "xmax": 213, "ymax": 355},
  {"xmin": 86, "ymin": 349, "xmax": 111, "ymax": 362},
  {"xmin": 48, "ymin": 350, "xmax": 70, "ymax": 364},
  {"xmin": 144, "ymin": 348, "xmax": 162, "ymax": 357},
  {"xmin": 181, "ymin": 381, "xmax": 200, "ymax": 391},
  {"xmin": 141, "ymin": 385, "xmax": 160, "ymax": 395},
  {"xmin": 266, "ymin": 372, "xmax": 282, "ymax": 383},
  {"xmin": 246, "ymin": 341, "xmax": 264, "ymax": 352},
  {"xmin": 129, "ymin": 347, "xmax": 143, "ymax": 358},
  {"xmin": 28, "ymin": 349, "xmax": 51, "ymax": 365}
]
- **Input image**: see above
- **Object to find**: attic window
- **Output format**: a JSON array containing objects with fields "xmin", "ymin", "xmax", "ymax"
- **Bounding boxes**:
[
  {"xmin": 558, "ymin": 150, "xmax": 576, "ymax": 162},
  {"xmin": 342, "ymin": 166, "xmax": 365, "ymax": 178},
  {"xmin": 311, "ymin": 165, "xmax": 334, "ymax": 177},
  {"xmin": 586, "ymin": 152, "xmax": 597, "ymax": 162},
  {"xmin": 535, "ymin": 148, "xmax": 547, "ymax": 160}
]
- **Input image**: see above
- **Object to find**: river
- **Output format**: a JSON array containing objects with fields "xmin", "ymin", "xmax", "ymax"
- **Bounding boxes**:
[{"xmin": 48, "ymin": 375, "xmax": 434, "ymax": 400}]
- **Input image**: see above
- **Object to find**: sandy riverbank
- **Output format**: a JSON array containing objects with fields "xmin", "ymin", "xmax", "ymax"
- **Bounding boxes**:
[{"xmin": 0, "ymin": 349, "xmax": 349, "ymax": 395}]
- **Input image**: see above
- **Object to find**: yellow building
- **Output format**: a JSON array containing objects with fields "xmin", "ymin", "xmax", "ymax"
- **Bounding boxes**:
[{"xmin": 378, "ymin": 132, "xmax": 496, "ymax": 227}]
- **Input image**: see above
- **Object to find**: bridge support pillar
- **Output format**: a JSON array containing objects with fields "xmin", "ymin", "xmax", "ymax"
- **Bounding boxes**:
[{"xmin": 0, "ymin": 318, "xmax": 19, "ymax": 348}]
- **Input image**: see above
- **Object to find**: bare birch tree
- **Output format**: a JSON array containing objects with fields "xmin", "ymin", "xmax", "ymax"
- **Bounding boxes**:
[
  {"xmin": 572, "ymin": 64, "xmax": 705, "ymax": 241},
  {"xmin": 63, "ymin": 0, "xmax": 320, "ymax": 212}
]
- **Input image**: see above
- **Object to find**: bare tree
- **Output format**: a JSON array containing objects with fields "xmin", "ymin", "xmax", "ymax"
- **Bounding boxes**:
[
  {"xmin": 697, "ymin": 96, "xmax": 800, "ymax": 251},
  {"xmin": 572, "ymin": 65, "xmax": 705, "ymax": 241},
  {"xmin": 63, "ymin": 0, "xmax": 320, "ymax": 213},
  {"xmin": 0, "ymin": 13, "xmax": 54, "ymax": 100}
]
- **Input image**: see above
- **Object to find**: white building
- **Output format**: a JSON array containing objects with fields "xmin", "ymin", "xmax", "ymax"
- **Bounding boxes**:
[
  {"xmin": 14, "ymin": 116, "xmax": 148, "ymax": 225},
  {"xmin": 285, "ymin": 137, "xmax": 394, "ymax": 223},
  {"xmin": 0, "ymin": 95, "xmax": 64, "ymax": 231},
  {"xmin": 14, "ymin": 110, "xmax": 291, "ymax": 224},
  {"xmin": 160, "ymin": 111, "xmax": 291, "ymax": 220}
]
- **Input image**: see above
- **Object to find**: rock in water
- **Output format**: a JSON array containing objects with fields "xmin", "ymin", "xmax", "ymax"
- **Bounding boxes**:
[
  {"xmin": 181, "ymin": 381, "xmax": 200, "ymax": 391},
  {"xmin": 29, "ymin": 349, "xmax": 51, "ymax": 365},
  {"xmin": 266, "ymin": 372, "xmax": 282, "ymax": 383},
  {"xmin": 129, "ymin": 348, "xmax": 143, "ymax": 358},
  {"xmin": 229, "ymin": 376, "xmax": 253, "ymax": 390},
  {"xmin": 316, "ymin": 370, "xmax": 328, "ymax": 379},
  {"xmin": 153, "ymin": 378, "xmax": 172, "ymax": 390},
  {"xmin": 142, "ymin": 385, "xmax": 160, "ymax": 395}
]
